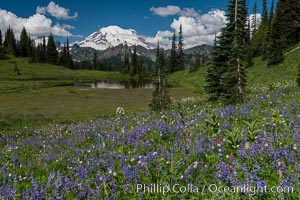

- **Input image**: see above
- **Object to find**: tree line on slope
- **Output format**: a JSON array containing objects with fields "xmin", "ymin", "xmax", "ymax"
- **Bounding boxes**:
[
  {"xmin": 206, "ymin": 0, "xmax": 300, "ymax": 105},
  {"xmin": 0, "ymin": 27, "xmax": 73, "ymax": 69}
]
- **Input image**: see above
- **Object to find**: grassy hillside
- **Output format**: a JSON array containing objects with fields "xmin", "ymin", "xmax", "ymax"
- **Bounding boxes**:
[
  {"xmin": 0, "ymin": 57, "xmax": 128, "ymax": 81},
  {"xmin": 169, "ymin": 44, "xmax": 300, "ymax": 92}
]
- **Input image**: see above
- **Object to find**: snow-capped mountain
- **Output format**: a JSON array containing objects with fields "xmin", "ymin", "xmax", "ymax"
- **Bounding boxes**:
[{"xmin": 77, "ymin": 25, "xmax": 151, "ymax": 50}]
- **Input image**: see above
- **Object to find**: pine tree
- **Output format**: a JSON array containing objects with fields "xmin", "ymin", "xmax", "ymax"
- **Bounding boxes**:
[
  {"xmin": 18, "ymin": 27, "xmax": 30, "ymax": 57},
  {"xmin": 262, "ymin": 0, "xmax": 268, "ymax": 24},
  {"xmin": 221, "ymin": 0, "xmax": 247, "ymax": 104},
  {"xmin": 251, "ymin": 2, "xmax": 258, "ymax": 36},
  {"xmin": 265, "ymin": 0, "xmax": 274, "ymax": 59},
  {"xmin": 269, "ymin": 0, "xmax": 274, "ymax": 24},
  {"xmin": 205, "ymin": 0, "xmax": 237, "ymax": 101},
  {"xmin": 46, "ymin": 34, "xmax": 58, "ymax": 64},
  {"xmin": 129, "ymin": 45, "xmax": 138, "ymax": 76},
  {"xmin": 268, "ymin": 0, "xmax": 300, "ymax": 65},
  {"xmin": 93, "ymin": 51, "xmax": 97, "ymax": 70},
  {"xmin": 4, "ymin": 26, "xmax": 17, "ymax": 56},
  {"xmin": 177, "ymin": 24, "xmax": 185, "ymax": 71},
  {"xmin": 123, "ymin": 49, "xmax": 130, "ymax": 74},
  {"xmin": 169, "ymin": 31, "xmax": 177, "ymax": 73},
  {"xmin": 0, "ymin": 30, "xmax": 3, "ymax": 59},
  {"xmin": 0, "ymin": 30, "xmax": 2, "ymax": 46},
  {"xmin": 150, "ymin": 42, "xmax": 170, "ymax": 111},
  {"xmin": 42, "ymin": 37, "xmax": 46, "ymax": 63},
  {"xmin": 297, "ymin": 64, "xmax": 300, "ymax": 86}
]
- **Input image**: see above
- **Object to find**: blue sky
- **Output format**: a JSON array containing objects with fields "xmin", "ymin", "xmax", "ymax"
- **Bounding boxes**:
[{"xmin": 0, "ymin": 0, "xmax": 276, "ymax": 48}]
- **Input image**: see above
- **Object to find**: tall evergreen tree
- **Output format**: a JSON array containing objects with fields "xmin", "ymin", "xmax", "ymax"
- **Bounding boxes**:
[
  {"xmin": 129, "ymin": 45, "xmax": 138, "ymax": 76},
  {"xmin": 46, "ymin": 34, "xmax": 58, "ymax": 64},
  {"xmin": 262, "ymin": 0, "xmax": 268, "ymax": 24},
  {"xmin": 4, "ymin": 26, "xmax": 17, "ymax": 56},
  {"xmin": 251, "ymin": 2, "xmax": 258, "ymax": 36},
  {"xmin": 123, "ymin": 49, "xmax": 130, "ymax": 74},
  {"xmin": 221, "ymin": 0, "xmax": 247, "ymax": 104},
  {"xmin": 0, "ymin": 30, "xmax": 2, "ymax": 46},
  {"xmin": 265, "ymin": 0, "xmax": 274, "ymax": 59},
  {"xmin": 177, "ymin": 24, "xmax": 185, "ymax": 71},
  {"xmin": 297, "ymin": 64, "xmax": 300, "ymax": 86},
  {"xmin": 0, "ymin": 30, "xmax": 3, "ymax": 59},
  {"xmin": 268, "ymin": 0, "xmax": 300, "ymax": 66},
  {"xmin": 42, "ymin": 37, "xmax": 46, "ymax": 63},
  {"xmin": 169, "ymin": 31, "xmax": 177, "ymax": 73},
  {"xmin": 18, "ymin": 27, "xmax": 30, "ymax": 57},
  {"xmin": 205, "ymin": 0, "xmax": 238, "ymax": 101},
  {"xmin": 269, "ymin": 0, "xmax": 274, "ymax": 24},
  {"xmin": 93, "ymin": 51, "xmax": 97, "ymax": 70},
  {"xmin": 150, "ymin": 42, "xmax": 170, "ymax": 111}
]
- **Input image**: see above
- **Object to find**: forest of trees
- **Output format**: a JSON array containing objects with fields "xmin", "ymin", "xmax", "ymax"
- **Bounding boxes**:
[
  {"xmin": 206, "ymin": 0, "xmax": 300, "ymax": 104},
  {"xmin": 0, "ymin": 26, "xmax": 73, "ymax": 69}
]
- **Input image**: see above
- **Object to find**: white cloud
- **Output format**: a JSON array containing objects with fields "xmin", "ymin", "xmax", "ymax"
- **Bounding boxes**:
[
  {"xmin": 150, "ymin": 5, "xmax": 200, "ymax": 18},
  {"xmin": 144, "ymin": 30, "xmax": 173, "ymax": 49},
  {"xmin": 0, "ymin": 9, "xmax": 75, "ymax": 39},
  {"xmin": 249, "ymin": 13, "xmax": 262, "ymax": 34},
  {"xmin": 36, "ymin": 1, "xmax": 78, "ymax": 20},
  {"xmin": 147, "ymin": 8, "xmax": 227, "ymax": 49},
  {"xmin": 150, "ymin": 5, "xmax": 181, "ymax": 17}
]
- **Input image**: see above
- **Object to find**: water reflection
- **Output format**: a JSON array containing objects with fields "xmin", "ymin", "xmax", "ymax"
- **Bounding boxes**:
[{"xmin": 74, "ymin": 80, "xmax": 154, "ymax": 89}]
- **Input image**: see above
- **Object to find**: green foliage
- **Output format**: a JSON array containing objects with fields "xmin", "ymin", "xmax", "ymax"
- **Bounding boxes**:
[
  {"xmin": 18, "ymin": 27, "xmax": 31, "ymax": 57},
  {"xmin": 129, "ymin": 46, "xmax": 138, "ymax": 77},
  {"xmin": 3, "ymin": 26, "xmax": 17, "ymax": 56},
  {"xmin": 177, "ymin": 24, "xmax": 185, "ymax": 71},
  {"xmin": 150, "ymin": 44, "xmax": 171, "ymax": 111},
  {"xmin": 206, "ymin": 0, "xmax": 248, "ymax": 104},
  {"xmin": 268, "ymin": 0, "xmax": 300, "ymax": 65},
  {"xmin": 297, "ymin": 64, "xmax": 300, "ymax": 86},
  {"xmin": 46, "ymin": 34, "xmax": 58, "ymax": 65},
  {"xmin": 169, "ymin": 31, "xmax": 178, "ymax": 73}
]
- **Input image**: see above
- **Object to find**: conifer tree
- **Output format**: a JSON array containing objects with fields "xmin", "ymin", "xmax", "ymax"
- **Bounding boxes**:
[
  {"xmin": 297, "ymin": 64, "xmax": 300, "ymax": 86},
  {"xmin": 169, "ymin": 31, "xmax": 177, "ymax": 73},
  {"xmin": 262, "ymin": 0, "xmax": 268, "ymax": 24},
  {"xmin": 93, "ymin": 51, "xmax": 97, "ymax": 70},
  {"xmin": 4, "ymin": 26, "xmax": 17, "ymax": 56},
  {"xmin": 0, "ymin": 30, "xmax": 3, "ymax": 59},
  {"xmin": 46, "ymin": 34, "xmax": 58, "ymax": 64},
  {"xmin": 251, "ymin": 2, "xmax": 258, "ymax": 36},
  {"xmin": 18, "ymin": 27, "xmax": 30, "ymax": 57},
  {"xmin": 123, "ymin": 49, "xmax": 130, "ymax": 74},
  {"xmin": 42, "ymin": 37, "xmax": 46, "ymax": 63},
  {"xmin": 269, "ymin": 0, "xmax": 274, "ymax": 24},
  {"xmin": 0, "ymin": 30, "xmax": 2, "ymax": 46},
  {"xmin": 150, "ymin": 42, "xmax": 170, "ymax": 111},
  {"xmin": 205, "ymin": 34, "xmax": 226, "ymax": 101},
  {"xmin": 129, "ymin": 45, "xmax": 138, "ymax": 76},
  {"xmin": 177, "ymin": 24, "xmax": 185, "ymax": 71},
  {"xmin": 268, "ymin": 0, "xmax": 300, "ymax": 65},
  {"xmin": 265, "ymin": 0, "xmax": 274, "ymax": 59},
  {"xmin": 221, "ymin": 0, "xmax": 247, "ymax": 104}
]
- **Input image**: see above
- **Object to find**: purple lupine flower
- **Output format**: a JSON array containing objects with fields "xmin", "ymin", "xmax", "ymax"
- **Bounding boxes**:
[
  {"xmin": 55, "ymin": 172, "xmax": 63, "ymax": 189},
  {"xmin": 47, "ymin": 171, "xmax": 56, "ymax": 185}
]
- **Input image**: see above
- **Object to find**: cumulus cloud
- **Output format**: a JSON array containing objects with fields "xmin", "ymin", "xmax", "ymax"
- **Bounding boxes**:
[
  {"xmin": 147, "ymin": 8, "xmax": 227, "ymax": 49},
  {"xmin": 150, "ymin": 5, "xmax": 200, "ymax": 18},
  {"xmin": 36, "ymin": 1, "xmax": 78, "ymax": 20},
  {"xmin": 150, "ymin": 5, "xmax": 181, "ymax": 17},
  {"xmin": 0, "ymin": 9, "xmax": 75, "ymax": 39}
]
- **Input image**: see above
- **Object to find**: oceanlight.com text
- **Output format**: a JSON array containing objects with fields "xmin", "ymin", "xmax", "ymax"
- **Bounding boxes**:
[{"xmin": 135, "ymin": 183, "xmax": 294, "ymax": 196}]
